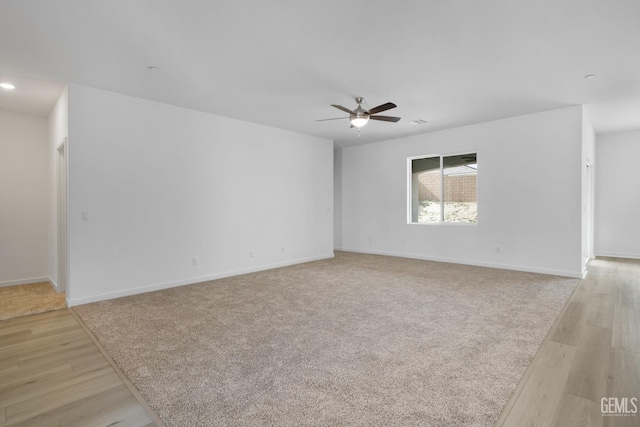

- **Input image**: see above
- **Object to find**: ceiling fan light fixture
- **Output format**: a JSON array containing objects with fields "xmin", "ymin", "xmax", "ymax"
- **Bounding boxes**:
[{"xmin": 350, "ymin": 115, "xmax": 369, "ymax": 127}]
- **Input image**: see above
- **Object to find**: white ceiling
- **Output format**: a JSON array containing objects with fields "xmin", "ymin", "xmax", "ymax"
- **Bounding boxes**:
[
  {"xmin": 1, "ymin": 0, "xmax": 639, "ymax": 147},
  {"xmin": 0, "ymin": 75, "xmax": 65, "ymax": 117}
]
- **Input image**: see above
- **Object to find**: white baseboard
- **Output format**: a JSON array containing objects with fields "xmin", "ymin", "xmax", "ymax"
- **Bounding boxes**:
[
  {"xmin": 0, "ymin": 276, "xmax": 50, "ymax": 289},
  {"xmin": 595, "ymin": 251, "xmax": 640, "ymax": 260},
  {"xmin": 335, "ymin": 247, "xmax": 583, "ymax": 279},
  {"xmin": 67, "ymin": 253, "xmax": 335, "ymax": 307},
  {"xmin": 48, "ymin": 276, "xmax": 64, "ymax": 294}
]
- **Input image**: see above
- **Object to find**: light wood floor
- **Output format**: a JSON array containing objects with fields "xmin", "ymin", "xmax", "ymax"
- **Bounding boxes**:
[
  {"xmin": 498, "ymin": 257, "xmax": 640, "ymax": 426},
  {"xmin": 1, "ymin": 257, "xmax": 638, "ymax": 426},
  {"xmin": 0, "ymin": 309, "xmax": 160, "ymax": 426}
]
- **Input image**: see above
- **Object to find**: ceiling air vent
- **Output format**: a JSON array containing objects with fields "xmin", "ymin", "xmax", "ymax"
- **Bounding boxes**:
[{"xmin": 408, "ymin": 119, "xmax": 428, "ymax": 125}]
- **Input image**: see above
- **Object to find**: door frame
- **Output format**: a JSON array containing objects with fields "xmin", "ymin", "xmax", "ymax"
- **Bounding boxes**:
[
  {"xmin": 585, "ymin": 161, "xmax": 594, "ymax": 265},
  {"xmin": 56, "ymin": 138, "xmax": 68, "ymax": 294}
]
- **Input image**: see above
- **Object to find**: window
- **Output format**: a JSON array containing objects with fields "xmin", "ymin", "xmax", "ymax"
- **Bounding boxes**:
[{"xmin": 409, "ymin": 153, "xmax": 477, "ymax": 224}]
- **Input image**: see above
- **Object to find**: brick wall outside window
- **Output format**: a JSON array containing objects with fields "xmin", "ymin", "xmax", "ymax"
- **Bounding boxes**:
[{"xmin": 418, "ymin": 173, "xmax": 477, "ymax": 202}]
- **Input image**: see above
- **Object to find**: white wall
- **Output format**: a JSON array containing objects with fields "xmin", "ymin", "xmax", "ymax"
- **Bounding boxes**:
[
  {"xmin": 0, "ymin": 110, "xmax": 50, "ymax": 286},
  {"xmin": 66, "ymin": 84, "xmax": 333, "ymax": 305},
  {"xmin": 48, "ymin": 86, "xmax": 68, "ymax": 291},
  {"xmin": 595, "ymin": 129, "xmax": 640, "ymax": 259},
  {"xmin": 336, "ymin": 106, "xmax": 585, "ymax": 277}
]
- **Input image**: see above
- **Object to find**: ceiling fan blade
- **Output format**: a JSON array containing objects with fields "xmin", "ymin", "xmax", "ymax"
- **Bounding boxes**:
[
  {"xmin": 367, "ymin": 102, "xmax": 397, "ymax": 115},
  {"xmin": 316, "ymin": 117, "xmax": 349, "ymax": 122},
  {"xmin": 369, "ymin": 115, "xmax": 401, "ymax": 123},
  {"xmin": 331, "ymin": 104, "xmax": 355, "ymax": 114}
]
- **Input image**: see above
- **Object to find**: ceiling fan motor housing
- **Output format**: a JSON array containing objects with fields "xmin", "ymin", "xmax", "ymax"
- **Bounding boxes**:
[
  {"xmin": 351, "ymin": 97, "xmax": 369, "ymax": 125},
  {"xmin": 351, "ymin": 109, "xmax": 369, "ymax": 120}
]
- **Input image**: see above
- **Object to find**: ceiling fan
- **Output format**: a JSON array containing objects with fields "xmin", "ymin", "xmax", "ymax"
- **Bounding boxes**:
[{"xmin": 317, "ymin": 97, "xmax": 401, "ymax": 128}]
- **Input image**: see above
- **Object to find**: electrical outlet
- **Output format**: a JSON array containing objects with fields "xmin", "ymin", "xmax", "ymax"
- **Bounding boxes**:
[
  {"xmin": 495, "ymin": 246, "xmax": 501, "ymax": 254},
  {"xmin": 192, "ymin": 257, "xmax": 199, "ymax": 265},
  {"xmin": 81, "ymin": 211, "xmax": 91, "ymax": 221},
  {"xmin": 249, "ymin": 251, "xmax": 254, "ymax": 258}
]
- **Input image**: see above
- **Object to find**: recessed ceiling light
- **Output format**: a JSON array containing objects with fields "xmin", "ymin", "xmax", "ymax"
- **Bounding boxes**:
[
  {"xmin": 0, "ymin": 82, "xmax": 16, "ymax": 90},
  {"xmin": 584, "ymin": 74, "xmax": 596, "ymax": 79},
  {"xmin": 408, "ymin": 119, "xmax": 428, "ymax": 125}
]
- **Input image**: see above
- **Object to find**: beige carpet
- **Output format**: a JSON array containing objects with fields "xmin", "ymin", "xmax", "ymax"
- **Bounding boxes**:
[
  {"xmin": 0, "ymin": 282, "xmax": 67, "ymax": 321},
  {"xmin": 74, "ymin": 252, "xmax": 577, "ymax": 427}
]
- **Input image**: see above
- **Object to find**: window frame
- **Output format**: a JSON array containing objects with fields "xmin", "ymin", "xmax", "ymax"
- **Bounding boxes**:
[{"xmin": 407, "ymin": 151, "xmax": 478, "ymax": 226}]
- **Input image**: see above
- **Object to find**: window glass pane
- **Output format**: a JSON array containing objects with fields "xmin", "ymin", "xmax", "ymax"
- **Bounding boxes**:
[
  {"xmin": 443, "ymin": 154, "xmax": 477, "ymax": 223},
  {"xmin": 411, "ymin": 157, "xmax": 440, "ymax": 223}
]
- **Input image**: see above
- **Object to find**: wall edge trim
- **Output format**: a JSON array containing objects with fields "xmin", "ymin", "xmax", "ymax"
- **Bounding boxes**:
[
  {"xmin": 48, "ymin": 276, "xmax": 63, "ymax": 293},
  {"xmin": 0, "ymin": 276, "xmax": 50, "ymax": 288},
  {"xmin": 594, "ymin": 251, "xmax": 640, "ymax": 260},
  {"xmin": 67, "ymin": 253, "xmax": 335, "ymax": 307},
  {"xmin": 335, "ymin": 247, "xmax": 583, "ymax": 278}
]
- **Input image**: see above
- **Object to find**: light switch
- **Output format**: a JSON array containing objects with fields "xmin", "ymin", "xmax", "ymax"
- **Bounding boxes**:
[{"xmin": 82, "ymin": 211, "xmax": 91, "ymax": 221}]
